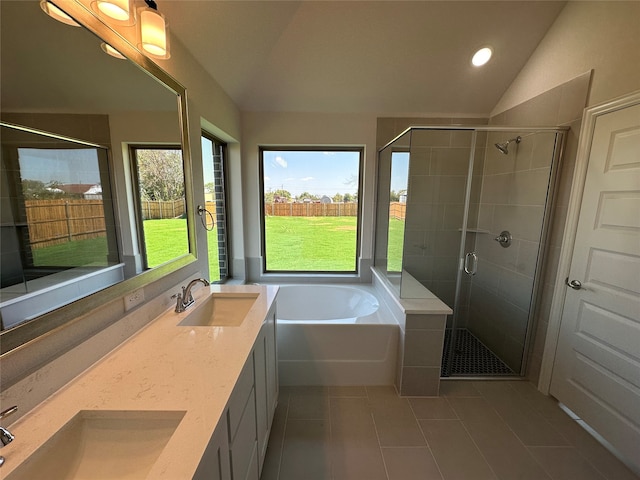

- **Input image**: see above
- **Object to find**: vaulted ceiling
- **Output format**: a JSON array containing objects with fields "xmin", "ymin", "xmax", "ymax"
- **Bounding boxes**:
[{"xmin": 160, "ymin": 1, "xmax": 567, "ymax": 115}]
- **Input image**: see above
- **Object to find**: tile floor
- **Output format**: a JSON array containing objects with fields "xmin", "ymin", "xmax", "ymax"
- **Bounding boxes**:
[{"xmin": 260, "ymin": 381, "xmax": 639, "ymax": 480}]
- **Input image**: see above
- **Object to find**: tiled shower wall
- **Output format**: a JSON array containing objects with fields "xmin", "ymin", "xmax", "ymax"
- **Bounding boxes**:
[
  {"xmin": 375, "ymin": 117, "xmax": 487, "ymax": 313},
  {"xmin": 488, "ymin": 72, "xmax": 592, "ymax": 382},
  {"xmin": 467, "ymin": 130, "xmax": 558, "ymax": 372},
  {"xmin": 376, "ymin": 73, "xmax": 589, "ymax": 382}
]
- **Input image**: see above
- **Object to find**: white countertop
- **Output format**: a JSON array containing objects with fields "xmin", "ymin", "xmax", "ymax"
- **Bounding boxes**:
[{"xmin": 1, "ymin": 284, "xmax": 278, "ymax": 479}]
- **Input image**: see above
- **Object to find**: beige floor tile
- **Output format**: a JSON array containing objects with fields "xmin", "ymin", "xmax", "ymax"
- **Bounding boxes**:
[
  {"xmin": 419, "ymin": 419, "xmax": 497, "ymax": 480},
  {"xmin": 260, "ymin": 400, "xmax": 289, "ymax": 480},
  {"xmin": 409, "ymin": 397, "xmax": 458, "ymax": 420},
  {"xmin": 529, "ymin": 446, "xmax": 607, "ymax": 480},
  {"xmin": 439, "ymin": 380, "xmax": 482, "ymax": 397},
  {"xmin": 372, "ymin": 405, "xmax": 426, "ymax": 447},
  {"xmin": 464, "ymin": 417, "xmax": 552, "ymax": 480},
  {"xmin": 545, "ymin": 415, "xmax": 640, "ymax": 480},
  {"xmin": 474, "ymin": 382, "xmax": 568, "ymax": 446},
  {"xmin": 329, "ymin": 386, "xmax": 367, "ymax": 397},
  {"xmin": 287, "ymin": 386, "xmax": 329, "ymax": 420},
  {"xmin": 382, "ymin": 447, "xmax": 443, "ymax": 480},
  {"xmin": 279, "ymin": 418, "xmax": 331, "ymax": 480},
  {"xmin": 366, "ymin": 385, "xmax": 399, "ymax": 399},
  {"xmin": 447, "ymin": 397, "xmax": 503, "ymax": 423},
  {"xmin": 330, "ymin": 398, "xmax": 387, "ymax": 480},
  {"xmin": 330, "ymin": 397, "xmax": 376, "ymax": 435},
  {"xmin": 368, "ymin": 389, "xmax": 425, "ymax": 447},
  {"xmin": 262, "ymin": 384, "xmax": 637, "ymax": 480}
]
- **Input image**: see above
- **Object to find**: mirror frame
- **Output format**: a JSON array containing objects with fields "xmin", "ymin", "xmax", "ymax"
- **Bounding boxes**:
[{"xmin": 0, "ymin": 0, "xmax": 196, "ymax": 354}]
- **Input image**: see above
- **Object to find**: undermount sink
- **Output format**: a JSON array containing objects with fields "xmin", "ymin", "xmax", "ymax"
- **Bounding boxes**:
[
  {"xmin": 7, "ymin": 410, "xmax": 185, "ymax": 480},
  {"xmin": 178, "ymin": 292, "xmax": 259, "ymax": 327}
]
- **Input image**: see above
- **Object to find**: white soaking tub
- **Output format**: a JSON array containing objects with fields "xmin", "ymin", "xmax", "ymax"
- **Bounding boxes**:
[{"xmin": 275, "ymin": 284, "xmax": 399, "ymax": 386}]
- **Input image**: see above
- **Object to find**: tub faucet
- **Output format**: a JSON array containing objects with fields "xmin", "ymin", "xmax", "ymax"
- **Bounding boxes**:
[
  {"xmin": 174, "ymin": 278, "xmax": 210, "ymax": 313},
  {"xmin": 0, "ymin": 405, "xmax": 18, "ymax": 467}
]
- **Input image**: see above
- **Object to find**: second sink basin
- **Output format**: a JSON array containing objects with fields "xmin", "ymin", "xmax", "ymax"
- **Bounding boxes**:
[
  {"xmin": 178, "ymin": 292, "xmax": 259, "ymax": 327},
  {"xmin": 6, "ymin": 410, "xmax": 185, "ymax": 480}
]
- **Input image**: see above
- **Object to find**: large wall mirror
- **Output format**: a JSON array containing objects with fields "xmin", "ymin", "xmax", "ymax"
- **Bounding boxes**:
[{"xmin": 0, "ymin": 0, "xmax": 195, "ymax": 353}]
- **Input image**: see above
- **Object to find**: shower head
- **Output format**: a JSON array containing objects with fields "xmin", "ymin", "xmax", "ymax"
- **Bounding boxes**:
[{"xmin": 494, "ymin": 136, "xmax": 522, "ymax": 155}]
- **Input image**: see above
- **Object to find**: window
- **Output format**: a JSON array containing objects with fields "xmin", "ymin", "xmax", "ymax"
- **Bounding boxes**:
[
  {"xmin": 131, "ymin": 146, "xmax": 188, "ymax": 269},
  {"xmin": 260, "ymin": 147, "xmax": 363, "ymax": 273},
  {"xmin": 201, "ymin": 133, "xmax": 229, "ymax": 282},
  {"xmin": 1, "ymin": 137, "xmax": 118, "ymax": 286},
  {"xmin": 387, "ymin": 151, "xmax": 409, "ymax": 272}
]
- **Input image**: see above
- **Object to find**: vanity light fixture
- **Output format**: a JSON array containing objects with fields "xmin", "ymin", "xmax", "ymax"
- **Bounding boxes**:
[
  {"xmin": 92, "ymin": 0, "xmax": 135, "ymax": 26},
  {"xmin": 39, "ymin": 0, "xmax": 81, "ymax": 27},
  {"xmin": 138, "ymin": 0, "xmax": 170, "ymax": 59},
  {"xmin": 40, "ymin": 0, "xmax": 170, "ymax": 60},
  {"xmin": 471, "ymin": 47, "xmax": 493, "ymax": 67},
  {"xmin": 100, "ymin": 42, "xmax": 127, "ymax": 59}
]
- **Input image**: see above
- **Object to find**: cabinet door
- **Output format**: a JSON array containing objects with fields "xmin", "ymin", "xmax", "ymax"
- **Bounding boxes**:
[
  {"xmin": 254, "ymin": 325, "xmax": 269, "ymax": 471},
  {"xmin": 230, "ymin": 388, "xmax": 259, "ymax": 480},
  {"xmin": 265, "ymin": 309, "xmax": 278, "ymax": 419},
  {"xmin": 193, "ymin": 415, "xmax": 232, "ymax": 480}
]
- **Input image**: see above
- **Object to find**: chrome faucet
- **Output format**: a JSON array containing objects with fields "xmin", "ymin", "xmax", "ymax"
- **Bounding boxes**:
[
  {"xmin": 0, "ymin": 405, "xmax": 18, "ymax": 467},
  {"xmin": 174, "ymin": 278, "xmax": 210, "ymax": 313}
]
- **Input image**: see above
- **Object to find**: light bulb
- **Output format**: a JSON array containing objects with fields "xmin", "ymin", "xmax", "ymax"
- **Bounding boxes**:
[
  {"xmin": 139, "ymin": 7, "xmax": 170, "ymax": 59},
  {"xmin": 471, "ymin": 47, "xmax": 493, "ymax": 67},
  {"xmin": 40, "ymin": 0, "xmax": 80, "ymax": 27}
]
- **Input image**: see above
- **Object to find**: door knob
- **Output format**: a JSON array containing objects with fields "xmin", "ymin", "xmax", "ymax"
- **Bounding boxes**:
[{"xmin": 565, "ymin": 278, "xmax": 582, "ymax": 290}]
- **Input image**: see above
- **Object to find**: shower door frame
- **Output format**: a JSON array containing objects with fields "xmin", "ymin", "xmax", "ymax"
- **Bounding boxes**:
[{"xmin": 386, "ymin": 125, "xmax": 568, "ymax": 378}]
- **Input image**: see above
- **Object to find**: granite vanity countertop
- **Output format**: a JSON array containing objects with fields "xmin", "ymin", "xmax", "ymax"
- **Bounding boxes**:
[{"xmin": 1, "ymin": 284, "xmax": 278, "ymax": 479}]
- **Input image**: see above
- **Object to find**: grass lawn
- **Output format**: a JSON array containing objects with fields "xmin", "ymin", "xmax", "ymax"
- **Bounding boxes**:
[
  {"xmin": 33, "ymin": 215, "xmax": 385, "ymax": 276},
  {"xmin": 264, "ymin": 216, "xmax": 357, "ymax": 271},
  {"xmin": 33, "ymin": 237, "xmax": 109, "ymax": 267},
  {"xmin": 145, "ymin": 218, "xmax": 221, "ymax": 280},
  {"xmin": 143, "ymin": 218, "xmax": 189, "ymax": 268},
  {"xmin": 387, "ymin": 217, "xmax": 406, "ymax": 272}
]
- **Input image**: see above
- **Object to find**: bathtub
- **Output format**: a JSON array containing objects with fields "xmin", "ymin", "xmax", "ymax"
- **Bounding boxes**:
[{"xmin": 275, "ymin": 284, "xmax": 399, "ymax": 386}]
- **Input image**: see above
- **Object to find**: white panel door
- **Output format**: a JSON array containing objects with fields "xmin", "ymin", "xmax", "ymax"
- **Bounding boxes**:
[{"xmin": 550, "ymin": 101, "xmax": 640, "ymax": 469}]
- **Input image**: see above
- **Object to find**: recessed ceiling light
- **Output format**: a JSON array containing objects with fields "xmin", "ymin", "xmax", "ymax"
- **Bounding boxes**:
[{"xmin": 472, "ymin": 47, "xmax": 493, "ymax": 67}]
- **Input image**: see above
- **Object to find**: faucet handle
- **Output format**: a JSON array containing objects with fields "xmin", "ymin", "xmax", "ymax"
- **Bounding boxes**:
[
  {"xmin": 0, "ymin": 406, "xmax": 17, "ymax": 420},
  {"xmin": 0, "ymin": 406, "xmax": 17, "ymax": 448}
]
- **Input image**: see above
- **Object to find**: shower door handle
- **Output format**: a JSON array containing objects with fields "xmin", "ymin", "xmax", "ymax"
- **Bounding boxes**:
[{"xmin": 464, "ymin": 252, "xmax": 478, "ymax": 276}]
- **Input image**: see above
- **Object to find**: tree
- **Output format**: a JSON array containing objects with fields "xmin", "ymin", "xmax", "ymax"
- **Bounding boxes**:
[
  {"xmin": 204, "ymin": 182, "xmax": 215, "ymax": 194},
  {"xmin": 265, "ymin": 189, "xmax": 292, "ymax": 203},
  {"xmin": 297, "ymin": 191, "xmax": 319, "ymax": 202},
  {"xmin": 136, "ymin": 149, "xmax": 185, "ymax": 201},
  {"xmin": 343, "ymin": 193, "xmax": 353, "ymax": 203},
  {"xmin": 332, "ymin": 193, "xmax": 343, "ymax": 203},
  {"xmin": 21, "ymin": 179, "xmax": 67, "ymax": 199}
]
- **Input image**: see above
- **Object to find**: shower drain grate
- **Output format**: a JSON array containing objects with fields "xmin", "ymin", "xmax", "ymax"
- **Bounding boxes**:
[{"xmin": 441, "ymin": 329, "xmax": 515, "ymax": 376}]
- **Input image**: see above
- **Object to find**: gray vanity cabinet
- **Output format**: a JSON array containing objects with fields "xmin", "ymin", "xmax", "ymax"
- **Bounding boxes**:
[
  {"xmin": 193, "ymin": 303, "xmax": 278, "ymax": 480},
  {"xmin": 193, "ymin": 415, "xmax": 232, "ymax": 480},
  {"xmin": 254, "ymin": 306, "xmax": 278, "ymax": 471}
]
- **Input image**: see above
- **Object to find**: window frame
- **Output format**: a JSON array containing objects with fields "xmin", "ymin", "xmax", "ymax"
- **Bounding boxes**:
[
  {"xmin": 201, "ymin": 131, "xmax": 230, "ymax": 283},
  {"xmin": 259, "ymin": 146, "xmax": 364, "ymax": 274},
  {"xmin": 129, "ymin": 144, "xmax": 185, "ymax": 271}
]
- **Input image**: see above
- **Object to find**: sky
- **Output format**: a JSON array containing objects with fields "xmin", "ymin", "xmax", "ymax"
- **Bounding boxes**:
[
  {"xmin": 262, "ymin": 150, "xmax": 361, "ymax": 198},
  {"xmin": 202, "ymin": 136, "xmax": 215, "ymax": 185},
  {"xmin": 18, "ymin": 148, "xmax": 102, "ymax": 184},
  {"xmin": 390, "ymin": 152, "xmax": 409, "ymax": 193}
]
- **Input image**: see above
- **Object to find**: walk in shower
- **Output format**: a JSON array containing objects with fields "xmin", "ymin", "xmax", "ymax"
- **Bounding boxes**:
[{"xmin": 375, "ymin": 126, "xmax": 566, "ymax": 377}]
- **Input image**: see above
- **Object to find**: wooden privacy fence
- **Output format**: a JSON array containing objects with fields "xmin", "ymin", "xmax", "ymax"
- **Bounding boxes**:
[
  {"xmin": 25, "ymin": 199, "xmax": 107, "ymax": 249},
  {"xmin": 140, "ymin": 198, "xmax": 186, "ymax": 220},
  {"xmin": 389, "ymin": 202, "xmax": 406, "ymax": 220},
  {"xmin": 264, "ymin": 202, "xmax": 358, "ymax": 217}
]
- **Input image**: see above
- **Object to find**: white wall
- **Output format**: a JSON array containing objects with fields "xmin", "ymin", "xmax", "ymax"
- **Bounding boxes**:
[
  {"xmin": 240, "ymin": 112, "xmax": 377, "ymax": 281},
  {"xmin": 492, "ymin": 1, "xmax": 640, "ymax": 115}
]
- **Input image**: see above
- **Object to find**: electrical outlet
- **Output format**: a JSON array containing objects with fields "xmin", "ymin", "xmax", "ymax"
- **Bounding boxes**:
[{"xmin": 124, "ymin": 288, "xmax": 145, "ymax": 311}]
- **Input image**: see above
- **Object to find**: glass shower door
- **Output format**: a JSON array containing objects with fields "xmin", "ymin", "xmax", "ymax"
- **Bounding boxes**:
[{"xmin": 401, "ymin": 128, "xmax": 477, "ymax": 377}]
